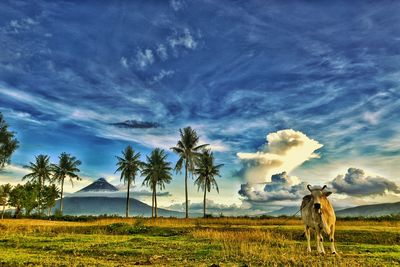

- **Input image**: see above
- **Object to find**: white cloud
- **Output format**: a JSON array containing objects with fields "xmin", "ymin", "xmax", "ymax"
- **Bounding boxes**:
[
  {"xmin": 237, "ymin": 129, "xmax": 323, "ymax": 184},
  {"xmin": 156, "ymin": 44, "xmax": 168, "ymax": 60},
  {"xmin": 136, "ymin": 49, "xmax": 154, "ymax": 69},
  {"xmin": 170, "ymin": 0, "xmax": 185, "ymax": 11},
  {"xmin": 168, "ymin": 28, "xmax": 197, "ymax": 50},
  {"xmin": 120, "ymin": 57, "xmax": 129, "ymax": 68},
  {"xmin": 151, "ymin": 70, "xmax": 174, "ymax": 83}
]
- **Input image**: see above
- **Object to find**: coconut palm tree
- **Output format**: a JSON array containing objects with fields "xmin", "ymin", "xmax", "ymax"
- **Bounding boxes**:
[
  {"xmin": 22, "ymin": 154, "xmax": 53, "ymax": 215},
  {"xmin": 141, "ymin": 148, "xmax": 172, "ymax": 218},
  {"xmin": 115, "ymin": 145, "xmax": 142, "ymax": 218},
  {"xmin": 0, "ymin": 112, "xmax": 19, "ymax": 170},
  {"xmin": 194, "ymin": 150, "xmax": 223, "ymax": 218},
  {"xmin": 171, "ymin": 127, "xmax": 208, "ymax": 218},
  {"xmin": 0, "ymin": 183, "xmax": 12, "ymax": 219},
  {"xmin": 52, "ymin": 152, "xmax": 81, "ymax": 214}
]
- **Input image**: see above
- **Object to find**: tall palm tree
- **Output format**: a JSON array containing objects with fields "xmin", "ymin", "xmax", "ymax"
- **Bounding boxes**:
[
  {"xmin": 0, "ymin": 183, "xmax": 12, "ymax": 219},
  {"xmin": 115, "ymin": 145, "xmax": 142, "ymax": 218},
  {"xmin": 141, "ymin": 148, "xmax": 172, "ymax": 218},
  {"xmin": 194, "ymin": 150, "xmax": 223, "ymax": 218},
  {"xmin": 171, "ymin": 127, "xmax": 208, "ymax": 218},
  {"xmin": 52, "ymin": 152, "xmax": 81, "ymax": 214},
  {"xmin": 22, "ymin": 154, "xmax": 53, "ymax": 215}
]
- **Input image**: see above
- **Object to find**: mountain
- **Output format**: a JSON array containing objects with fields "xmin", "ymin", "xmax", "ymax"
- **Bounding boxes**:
[
  {"xmin": 59, "ymin": 177, "xmax": 192, "ymax": 217},
  {"xmin": 77, "ymin": 178, "xmax": 118, "ymax": 193},
  {"xmin": 57, "ymin": 196, "xmax": 186, "ymax": 217},
  {"xmin": 266, "ymin": 206, "xmax": 301, "ymax": 216},
  {"xmin": 336, "ymin": 202, "xmax": 400, "ymax": 217}
]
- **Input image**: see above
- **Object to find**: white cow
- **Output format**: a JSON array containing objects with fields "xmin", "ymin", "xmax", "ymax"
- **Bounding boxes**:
[{"xmin": 301, "ymin": 185, "xmax": 336, "ymax": 254}]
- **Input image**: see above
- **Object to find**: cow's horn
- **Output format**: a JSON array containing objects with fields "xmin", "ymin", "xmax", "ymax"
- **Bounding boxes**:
[
  {"xmin": 321, "ymin": 185, "xmax": 327, "ymax": 191},
  {"xmin": 307, "ymin": 184, "xmax": 312, "ymax": 192}
]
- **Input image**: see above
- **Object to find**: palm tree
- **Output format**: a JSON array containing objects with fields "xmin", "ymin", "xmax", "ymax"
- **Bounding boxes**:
[
  {"xmin": 141, "ymin": 148, "xmax": 172, "ymax": 218},
  {"xmin": 52, "ymin": 152, "xmax": 81, "ymax": 214},
  {"xmin": 194, "ymin": 150, "xmax": 223, "ymax": 218},
  {"xmin": 0, "ymin": 183, "xmax": 12, "ymax": 219},
  {"xmin": 23, "ymin": 154, "xmax": 53, "ymax": 215},
  {"xmin": 115, "ymin": 145, "xmax": 142, "ymax": 218},
  {"xmin": 171, "ymin": 127, "xmax": 208, "ymax": 218}
]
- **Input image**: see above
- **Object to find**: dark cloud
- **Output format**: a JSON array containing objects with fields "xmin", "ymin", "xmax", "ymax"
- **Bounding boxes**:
[
  {"xmin": 330, "ymin": 168, "xmax": 400, "ymax": 196},
  {"xmin": 238, "ymin": 172, "xmax": 308, "ymax": 203},
  {"xmin": 110, "ymin": 120, "xmax": 160, "ymax": 129}
]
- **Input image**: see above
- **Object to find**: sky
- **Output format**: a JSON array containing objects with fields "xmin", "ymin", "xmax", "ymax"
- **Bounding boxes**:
[{"xmin": 1, "ymin": 0, "xmax": 400, "ymax": 215}]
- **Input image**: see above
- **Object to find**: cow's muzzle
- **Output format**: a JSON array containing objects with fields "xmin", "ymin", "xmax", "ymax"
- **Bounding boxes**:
[{"xmin": 314, "ymin": 203, "xmax": 321, "ymax": 210}]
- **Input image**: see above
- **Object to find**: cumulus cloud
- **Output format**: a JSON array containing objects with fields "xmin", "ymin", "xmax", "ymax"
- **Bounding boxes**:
[
  {"xmin": 136, "ymin": 49, "xmax": 154, "ymax": 69},
  {"xmin": 237, "ymin": 129, "xmax": 323, "ymax": 184},
  {"xmin": 238, "ymin": 172, "xmax": 308, "ymax": 202},
  {"xmin": 167, "ymin": 199, "xmax": 241, "ymax": 213},
  {"xmin": 330, "ymin": 168, "xmax": 400, "ymax": 196}
]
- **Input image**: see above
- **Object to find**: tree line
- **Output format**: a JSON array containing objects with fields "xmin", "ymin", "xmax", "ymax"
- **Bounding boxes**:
[{"xmin": 0, "ymin": 112, "xmax": 222, "ymax": 219}]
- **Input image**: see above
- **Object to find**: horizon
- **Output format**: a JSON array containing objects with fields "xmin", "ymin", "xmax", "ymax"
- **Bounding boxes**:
[{"xmin": 1, "ymin": 0, "xmax": 400, "ymax": 216}]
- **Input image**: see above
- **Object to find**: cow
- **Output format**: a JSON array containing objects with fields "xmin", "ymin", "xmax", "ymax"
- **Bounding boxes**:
[{"xmin": 301, "ymin": 185, "xmax": 336, "ymax": 254}]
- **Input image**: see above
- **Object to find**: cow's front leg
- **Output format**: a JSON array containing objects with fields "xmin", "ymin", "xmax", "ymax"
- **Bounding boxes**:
[
  {"xmin": 305, "ymin": 226, "xmax": 311, "ymax": 252},
  {"xmin": 319, "ymin": 232, "xmax": 326, "ymax": 254},
  {"xmin": 315, "ymin": 227, "xmax": 325, "ymax": 254}
]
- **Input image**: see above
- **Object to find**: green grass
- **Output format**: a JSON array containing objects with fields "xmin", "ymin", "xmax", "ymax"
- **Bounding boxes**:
[{"xmin": 0, "ymin": 218, "xmax": 399, "ymax": 266}]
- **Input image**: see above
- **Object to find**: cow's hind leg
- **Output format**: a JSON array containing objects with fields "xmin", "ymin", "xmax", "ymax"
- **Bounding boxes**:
[
  {"xmin": 330, "ymin": 225, "xmax": 337, "ymax": 254},
  {"xmin": 305, "ymin": 226, "xmax": 311, "ymax": 252}
]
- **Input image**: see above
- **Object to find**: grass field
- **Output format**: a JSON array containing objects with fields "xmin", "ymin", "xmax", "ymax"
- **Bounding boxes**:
[{"xmin": 0, "ymin": 218, "xmax": 399, "ymax": 266}]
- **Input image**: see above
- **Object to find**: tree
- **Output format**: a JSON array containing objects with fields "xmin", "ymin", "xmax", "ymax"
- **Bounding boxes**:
[
  {"xmin": 22, "ymin": 155, "xmax": 53, "ymax": 215},
  {"xmin": 0, "ymin": 112, "xmax": 19, "ymax": 170},
  {"xmin": 21, "ymin": 182, "xmax": 38, "ymax": 216},
  {"xmin": 194, "ymin": 150, "xmax": 223, "ymax": 218},
  {"xmin": 171, "ymin": 127, "xmax": 208, "ymax": 218},
  {"xmin": 115, "ymin": 145, "xmax": 142, "ymax": 218},
  {"xmin": 52, "ymin": 152, "xmax": 81, "ymax": 214},
  {"xmin": 141, "ymin": 148, "xmax": 172, "ymax": 218},
  {"xmin": 0, "ymin": 183, "xmax": 12, "ymax": 219},
  {"xmin": 8, "ymin": 184, "xmax": 24, "ymax": 218},
  {"xmin": 41, "ymin": 184, "xmax": 60, "ymax": 217}
]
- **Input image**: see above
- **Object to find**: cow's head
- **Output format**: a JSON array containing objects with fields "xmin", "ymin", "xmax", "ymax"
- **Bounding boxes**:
[{"xmin": 307, "ymin": 185, "xmax": 332, "ymax": 213}]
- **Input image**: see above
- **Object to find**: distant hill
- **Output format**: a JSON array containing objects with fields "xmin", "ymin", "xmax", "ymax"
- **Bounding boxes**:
[
  {"xmin": 58, "ymin": 196, "xmax": 187, "ymax": 217},
  {"xmin": 59, "ymin": 178, "xmax": 193, "ymax": 217},
  {"xmin": 266, "ymin": 206, "xmax": 300, "ymax": 216},
  {"xmin": 77, "ymin": 178, "xmax": 118, "ymax": 193},
  {"xmin": 336, "ymin": 202, "xmax": 400, "ymax": 217}
]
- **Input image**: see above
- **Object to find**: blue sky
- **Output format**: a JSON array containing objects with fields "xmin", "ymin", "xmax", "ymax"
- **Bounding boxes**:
[{"xmin": 1, "ymin": 0, "xmax": 400, "ymax": 214}]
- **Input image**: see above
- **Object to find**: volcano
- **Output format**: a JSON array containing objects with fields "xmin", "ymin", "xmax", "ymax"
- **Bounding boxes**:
[{"xmin": 77, "ymin": 178, "xmax": 118, "ymax": 193}]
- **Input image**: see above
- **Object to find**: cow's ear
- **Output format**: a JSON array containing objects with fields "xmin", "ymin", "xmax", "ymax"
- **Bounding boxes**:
[{"xmin": 324, "ymin": 191, "xmax": 332, "ymax": 197}]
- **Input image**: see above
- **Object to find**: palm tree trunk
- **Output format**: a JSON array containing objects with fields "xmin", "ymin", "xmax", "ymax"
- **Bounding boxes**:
[
  {"xmin": 59, "ymin": 177, "xmax": 64, "ymax": 214},
  {"xmin": 155, "ymin": 186, "xmax": 158, "ymax": 218},
  {"xmin": 126, "ymin": 179, "xmax": 131, "ymax": 218},
  {"xmin": 151, "ymin": 187, "xmax": 155, "ymax": 218},
  {"xmin": 1, "ymin": 205, "xmax": 5, "ymax": 219},
  {"xmin": 185, "ymin": 161, "xmax": 188, "ymax": 218},
  {"xmin": 203, "ymin": 185, "xmax": 207, "ymax": 218},
  {"xmin": 38, "ymin": 178, "xmax": 42, "ymax": 216}
]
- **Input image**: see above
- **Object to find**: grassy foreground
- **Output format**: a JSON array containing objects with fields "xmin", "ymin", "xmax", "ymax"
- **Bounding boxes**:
[{"xmin": 0, "ymin": 218, "xmax": 399, "ymax": 266}]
